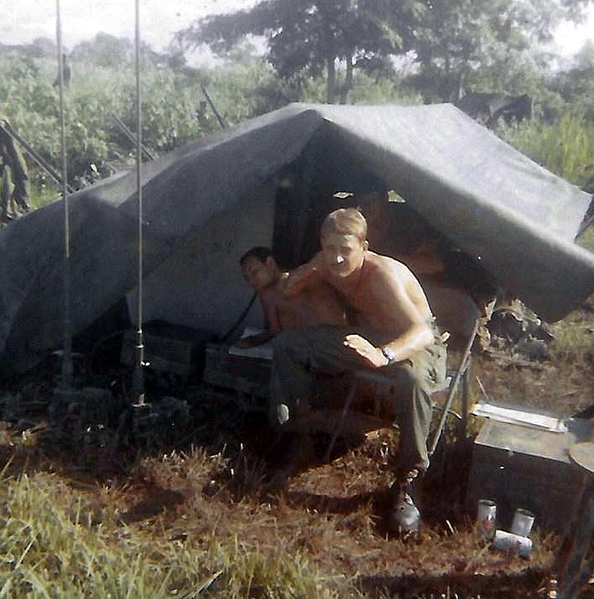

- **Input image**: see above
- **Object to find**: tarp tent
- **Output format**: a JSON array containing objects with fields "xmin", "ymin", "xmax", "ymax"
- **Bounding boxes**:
[{"xmin": 1, "ymin": 102, "xmax": 593, "ymax": 379}]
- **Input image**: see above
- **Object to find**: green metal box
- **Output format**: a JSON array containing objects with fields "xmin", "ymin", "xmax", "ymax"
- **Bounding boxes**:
[
  {"xmin": 120, "ymin": 322, "xmax": 213, "ymax": 378},
  {"xmin": 202, "ymin": 343, "xmax": 272, "ymax": 401},
  {"xmin": 465, "ymin": 417, "xmax": 592, "ymax": 533}
]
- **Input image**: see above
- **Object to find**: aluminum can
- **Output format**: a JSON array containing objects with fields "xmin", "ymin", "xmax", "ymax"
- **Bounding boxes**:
[
  {"xmin": 511, "ymin": 508, "xmax": 535, "ymax": 537},
  {"xmin": 492, "ymin": 529, "xmax": 533, "ymax": 557},
  {"xmin": 476, "ymin": 499, "xmax": 497, "ymax": 540}
]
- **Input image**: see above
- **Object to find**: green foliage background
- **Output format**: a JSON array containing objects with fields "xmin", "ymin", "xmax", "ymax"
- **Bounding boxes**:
[{"xmin": 0, "ymin": 35, "xmax": 593, "ymax": 250}]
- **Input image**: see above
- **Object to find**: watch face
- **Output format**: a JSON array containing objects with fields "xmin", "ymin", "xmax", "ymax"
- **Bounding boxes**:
[{"xmin": 382, "ymin": 346, "xmax": 396, "ymax": 363}]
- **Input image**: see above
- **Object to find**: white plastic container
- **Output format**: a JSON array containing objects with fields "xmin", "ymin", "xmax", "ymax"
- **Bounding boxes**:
[
  {"xmin": 511, "ymin": 508, "xmax": 535, "ymax": 537},
  {"xmin": 491, "ymin": 529, "xmax": 533, "ymax": 557},
  {"xmin": 476, "ymin": 499, "xmax": 497, "ymax": 540}
]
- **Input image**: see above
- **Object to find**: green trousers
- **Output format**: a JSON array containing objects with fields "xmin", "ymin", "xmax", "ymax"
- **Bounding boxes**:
[{"xmin": 269, "ymin": 324, "xmax": 447, "ymax": 471}]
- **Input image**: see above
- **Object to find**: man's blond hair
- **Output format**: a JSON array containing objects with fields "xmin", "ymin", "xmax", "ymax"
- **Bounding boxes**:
[{"xmin": 320, "ymin": 208, "xmax": 367, "ymax": 242}]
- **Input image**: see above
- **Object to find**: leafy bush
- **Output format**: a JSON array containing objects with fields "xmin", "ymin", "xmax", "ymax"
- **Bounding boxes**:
[{"xmin": 498, "ymin": 111, "xmax": 594, "ymax": 189}]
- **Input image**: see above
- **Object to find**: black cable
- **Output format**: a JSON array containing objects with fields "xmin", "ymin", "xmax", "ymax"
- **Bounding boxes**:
[{"xmin": 220, "ymin": 292, "xmax": 258, "ymax": 343}]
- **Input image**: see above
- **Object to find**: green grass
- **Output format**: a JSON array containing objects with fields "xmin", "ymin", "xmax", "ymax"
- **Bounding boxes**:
[
  {"xmin": 0, "ymin": 465, "xmax": 344, "ymax": 599},
  {"xmin": 550, "ymin": 311, "xmax": 594, "ymax": 364},
  {"xmin": 577, "ymin": 226, "xmax": 594, "ymax": 253}
]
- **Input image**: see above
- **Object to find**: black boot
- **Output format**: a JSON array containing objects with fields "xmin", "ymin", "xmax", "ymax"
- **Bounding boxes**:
[{"xmin": 387, "ymin": 468, "xmax": 421, "ymax": 540}]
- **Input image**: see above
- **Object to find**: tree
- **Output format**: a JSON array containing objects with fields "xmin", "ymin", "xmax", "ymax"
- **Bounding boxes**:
[
  {"xmin": 178, "ymin": 0, "xmax": 593, "ymax": 106},
  {"xmin": 550, "ymin": 40, "xmax": 594, "ymax": 120},
  {"xmin": 70, "ymin": 33, "xmax": 168, "ymax": 69},
  {"xmin": 406, "ymin": 0, "xmax": 594, "ymax": 103},
  {"xmin": 28, "ymin": 37, "xmax": 57, "ymax": 60},
  {"xmin": 177, "ymin": 0, "xmax": 422, "ymax": 104},
  {"xmin": 70, "ymin": 33, "xmax": 135, "ymax": 69}
]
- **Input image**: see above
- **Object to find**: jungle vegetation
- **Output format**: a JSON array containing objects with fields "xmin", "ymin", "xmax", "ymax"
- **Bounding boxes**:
[{"xmin": 0, "ymin": 0, "xmax": 593, "ymax": 228}]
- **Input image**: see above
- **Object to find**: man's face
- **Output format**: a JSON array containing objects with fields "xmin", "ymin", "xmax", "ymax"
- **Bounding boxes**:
[
  {"xmin": 241, "ymin": 256, "xmax": 277, "ymax": 292},
  {"xmin": 321, "ymin": 233, "xmax": 367, "ymax": 279}
]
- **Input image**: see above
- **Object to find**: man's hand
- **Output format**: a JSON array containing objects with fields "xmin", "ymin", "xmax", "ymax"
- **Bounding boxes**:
[{"xmin": 343, "ymin": 334, "xmax": 388, "ymax": 368}]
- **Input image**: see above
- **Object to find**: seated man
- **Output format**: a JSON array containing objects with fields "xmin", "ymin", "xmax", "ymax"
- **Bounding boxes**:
[
  {"xmin": 238, "ymin": 246, "xmax": 346, "ymax": 347},
  {"xmin": 270, "ymin": 209, "xmax": 447, "ymax": 537}
]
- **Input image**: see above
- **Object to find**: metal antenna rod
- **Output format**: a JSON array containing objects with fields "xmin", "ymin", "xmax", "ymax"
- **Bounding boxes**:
[
  {"xmin": 131, "ymin": 0, "xmax": 146, "ymax": 404},
  {"xmin": 56, "ymin": 0, "xmax": 73, "ymax": 391}
]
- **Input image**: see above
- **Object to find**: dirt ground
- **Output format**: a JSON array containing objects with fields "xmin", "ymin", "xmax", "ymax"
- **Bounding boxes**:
[{"xmin": 1, "ymin": 303, "xmax": 594, "ymax": 598}]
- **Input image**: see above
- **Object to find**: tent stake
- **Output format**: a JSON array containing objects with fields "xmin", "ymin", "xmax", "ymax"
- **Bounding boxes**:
[
  {"xmin": 111, "ymin": 112, "xmax": 155, "ymax": 161},
  {"xmin": 201, "ymin": 86, "xmax": 228, "ymax": 129}
]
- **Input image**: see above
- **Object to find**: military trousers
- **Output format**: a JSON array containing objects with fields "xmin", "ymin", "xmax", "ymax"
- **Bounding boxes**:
[{"xmin": 269, "ymin": 324, "xmax": 447, "ymax": 472}]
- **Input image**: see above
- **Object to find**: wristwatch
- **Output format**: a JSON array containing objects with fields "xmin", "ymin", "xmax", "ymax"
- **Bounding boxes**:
[{"xmin": 380, "ymin": 345, "xmax": 397, "ymax": 365}]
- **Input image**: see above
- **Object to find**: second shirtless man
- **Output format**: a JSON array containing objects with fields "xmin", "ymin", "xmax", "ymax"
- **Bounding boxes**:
[{"xmin": 239, "ymin": 246, "xmax": 346, "ymax": 345}]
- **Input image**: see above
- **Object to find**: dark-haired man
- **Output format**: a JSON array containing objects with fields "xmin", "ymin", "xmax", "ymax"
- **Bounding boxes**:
[{"xmin": 238, "ymin": 246, "xmax": 346, "ymax": 347}]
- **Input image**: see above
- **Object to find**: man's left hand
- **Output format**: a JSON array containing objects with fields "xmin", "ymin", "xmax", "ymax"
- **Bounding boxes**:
[{"xmin": 343, "ymin": 334, "xmax": 387, "ymax": 368}]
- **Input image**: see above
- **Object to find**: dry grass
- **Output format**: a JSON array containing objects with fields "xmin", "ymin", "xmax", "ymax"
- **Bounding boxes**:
[
  {"xmin": 1, "ymin": 306, "xmax": 594, "ymax": 598},
  {"xmin": 0, "ymin": 419, "xmax": 561, "ymax": 598}
]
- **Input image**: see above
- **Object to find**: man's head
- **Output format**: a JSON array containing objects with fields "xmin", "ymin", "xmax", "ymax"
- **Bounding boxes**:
[
  {"xmin": 239, "ymin": 246, "xmax": 281, "ymax": 292},
  {"xmin": 320, "ymin": 208, "xmax": 368, "ymax": 279}
]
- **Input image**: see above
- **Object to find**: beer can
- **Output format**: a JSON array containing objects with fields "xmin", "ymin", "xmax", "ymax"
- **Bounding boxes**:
[
  {"xmin": 492, "ymin": 529, "xmax": 533, "ymax": 557},
  {"xmin": 511, "ymin": 508, "xmax": 535, "ymax": 538},
  {"xmin": 476, "ymin": 499, "xmax": 497, "ymax": 540}
]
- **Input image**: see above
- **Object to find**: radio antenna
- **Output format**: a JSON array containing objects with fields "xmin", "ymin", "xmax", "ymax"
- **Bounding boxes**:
[
  {"xmin": 131, "ymin": 0, "xmax": 146, "ymax": 404},
  {"xmin": 56, "ymin": 0, "xmax": 73, "ymax": 393}
]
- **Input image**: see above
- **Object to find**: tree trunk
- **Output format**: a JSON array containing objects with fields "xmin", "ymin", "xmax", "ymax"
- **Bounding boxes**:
[
  {"xmin": 339, "ymin": 54, "xmax": 354, "ymax": 105},
  {"xmin": 326, "ymin": 56, "xmax": 336, "ymax": 104}
]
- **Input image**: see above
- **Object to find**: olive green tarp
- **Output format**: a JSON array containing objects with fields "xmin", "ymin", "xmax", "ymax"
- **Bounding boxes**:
[{"xmin": 0, "ymin": 103, "xmax": 593, "ymax": 377}]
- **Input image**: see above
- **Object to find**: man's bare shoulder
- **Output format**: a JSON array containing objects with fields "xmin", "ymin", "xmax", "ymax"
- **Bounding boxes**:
[
  {"xmin": 259, "ymin": 278, "xmax": 285, "ymax": 303},
  {"xmin": 366, "ymin": 251, "xmax": 416, "ymax": 280}
]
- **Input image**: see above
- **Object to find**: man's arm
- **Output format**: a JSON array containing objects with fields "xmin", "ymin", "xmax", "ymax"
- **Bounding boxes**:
[
  {"xmin": 344, "ymin": 265, "xmax": 434, "ymax": 368},
  {"xmin": 283, "ymin": 252, "xmax": 327, "ymax": 298},
  {"xmin": 235, "ymin": 290, "xmax": 281, "ymax": 348},
  {"xmin": 344, "ymin": 321, "xmax": 433, "ymax": 368}
]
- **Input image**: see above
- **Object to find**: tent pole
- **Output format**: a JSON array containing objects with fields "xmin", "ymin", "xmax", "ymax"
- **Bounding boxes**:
[
  {"xmin": 201, "ymin": 86, "xmax": 228, "ymax": 129},
  {"xmin": 56, "ymin": 0, "xmax": 73, "ymax": 393},
  {"xmin": 131, "ymin": 0, "xmax": 146, "ymax": 404},
  {"xmin": 428, "ymin": 316, "xmax": 480, "ymax": 456},
  {"xmin": 110, "ymin": 112, "xmax": 155, "ymax": 161}
]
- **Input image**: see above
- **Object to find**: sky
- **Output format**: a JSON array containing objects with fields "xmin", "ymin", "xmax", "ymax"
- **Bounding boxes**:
[
  {"xmin": 2, "ymin": 0, "xmax": 593, "ymax": 64},
  {"xmin": 3, "ymin": 1, "xmax": 258, "ymax": 57}
]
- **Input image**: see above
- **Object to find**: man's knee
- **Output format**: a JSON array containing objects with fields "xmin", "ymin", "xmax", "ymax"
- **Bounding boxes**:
[
  {"xmin": 269, "ymin": 401, "xmax": 290, "ymax": 429},
  {"xmin": 273, "ymin": 328, "xmax": 306, "ymax": 356},
  {"xmin": 393, "ymin": 361, "xmax": 426, "ymax": 392},
  {"xmin": 385, "ymin": 363, "xmax": 434, "ymax": 413}
]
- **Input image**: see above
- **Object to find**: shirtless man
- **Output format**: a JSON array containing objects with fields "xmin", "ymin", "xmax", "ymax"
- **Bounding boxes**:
[
  {"xmin": 270, "ymin": 209, "xmax": 446, "ymax": 536},
  {"xmin": 239, "ymin": 246, "xmax": 346, "ymax": 347}
]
